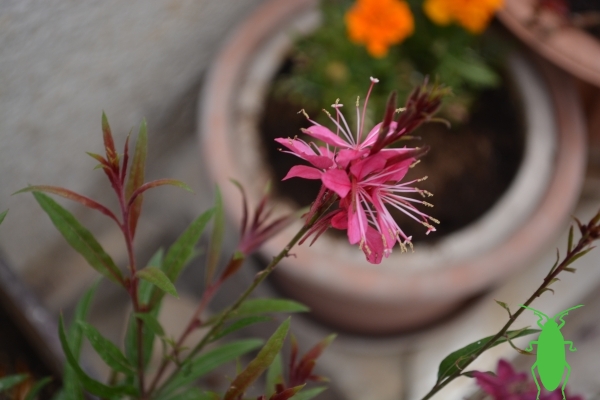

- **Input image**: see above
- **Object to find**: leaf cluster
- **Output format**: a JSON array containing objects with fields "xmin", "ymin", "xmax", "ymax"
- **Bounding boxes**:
[
  {"xmin": 5, "ymin": 116, "xmax": 332, "ymax": 400},
  {"xmin": 273, "ymin": 0, "xmax": 507, "ymax": 126}
]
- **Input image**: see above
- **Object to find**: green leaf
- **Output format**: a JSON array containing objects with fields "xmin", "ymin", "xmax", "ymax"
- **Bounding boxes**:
[
  {"xmin": 494, "ymin": 300, "xmax": 511, "ymax": 317},
  {"xmin": 78, "ymin": 321, "xmax": 134, "ymax": 374},
  {"xmin": 152, "ymin": 209, "xmax": 214, "ymax": 306},
  {"xmin": 137, "ymin": 267, "xmax": 178, "ymax": 298},
  {"xmin": 51, "ymin": 389, "xmax": 67, "ymax": 400},
  {"xmin": 462, "ymin": 370, "xmax": 492, "ymax": 378},
  {"xmin": 158, "ymin": 339, "xmax": 264, "ymax": 398},
  {"xmin": 567, "ymin": 225, "xmax": 574, "ymax": 253},
  {"xmin": 24, "ymin": 377, "xmax": 53, "ymax": 400},
  {"xmin": 31, "ymin": 192, "xmax": 123, "ymax": 284},
  {"xmin": 124, "ymin": 308, "xmax": 160, "ymax": 370},
  {"xmin": 162, "ymin": 387, "xmax": 220, "ymax": 400},
  {"xmin": 266, "ymin": 353, "xmax": 283, "ymax": 399},
  {"xmin": 134, "ymin": 312, "xmax": 165, "ymax": 337},
  {"xmin": 564, "ymin": 248, "xmax": 595, "ymax": 269},
  {"xmin": 125, "ymin": 119, "xmax": 147, "ymax": 238},
  {"xmin": 0, "ymin": 374, "xmax": 27, "ymax": 393},
  {"xmin": 436, "ymin": 328, "xmax": 540, "ymax": 384},
  {"xmin": 139, "ymin": 248, "xmax": 164, "ymax": 304},
  {"xmin": 101, "ymin": 112, "xmax": 118, "ymax": 167},
  {"xmin": 289, "ymin": 387, "xmax": 327, "ymax": 400},
  {"xmin": 0, "ymin": 210, "xmax": 7, "ymax": 226},
  {"xmin": 549, "ymin": 249, "xmax": 560, "ymax": 275},
  {"xmin": 233, "ymin": 299, "xmax": 309, "ymax": 318},
  {"xmin": 224, "ymin": 318, "xmax": 291, "ymax": 400},
  {"xmin": 210, "ymin": 316, "xmax": 272, "ymax": 343},
  {"xmin": 205, "ymin": 186, "xmax": 224, "ymax": 286},
  {"xmin": 59, "ymin": 315, "xmax": 137, "ymax": 397},
  {"xmin": 64, "ymin": 280, "xmax": 99, "ymax": 400}
]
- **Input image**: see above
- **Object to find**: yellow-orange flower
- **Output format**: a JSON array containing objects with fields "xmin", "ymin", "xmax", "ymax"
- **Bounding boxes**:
[
  {"xmin": 345, "ymin": 0, "xmax": 414, "ymax": 58},
  {"xmin": 423, "ymin": 0, "xmax": 504, "ymax": 34}
]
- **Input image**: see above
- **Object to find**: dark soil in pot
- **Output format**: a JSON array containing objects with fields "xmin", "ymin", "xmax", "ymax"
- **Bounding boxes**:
[{"xmin": 260, "ymin": 65, "xmax": 525, "ymax": 244}]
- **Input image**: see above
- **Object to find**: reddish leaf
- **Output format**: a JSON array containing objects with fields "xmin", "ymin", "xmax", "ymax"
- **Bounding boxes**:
[
  {"xmin": 128, "ymin": 179, "xmax": 192, "ymax": 207},
  {"xmin": 125, "ymin": 120, "xmax": 147, "ymax": 238},
  {"xmin": 220, "ymin": 252, "xmax": 245, "ymax": 282},
  {"xmin": 86, "ymin": 152, "xmax": 117, "ymax": 183},
  {"xmin": 271, "ymin": 385, "xmax": 305, "ymax": 400},
  {"xmin": 13, "ymin": 186, "xmax": 120, "ymax": 225},
  {"xmin": 101, "ymin": 112, "xmax": 119, "ymax": 170},
  {"xmin": 290, "ymin": 334, "xmax": 335, "ymax": 387}
]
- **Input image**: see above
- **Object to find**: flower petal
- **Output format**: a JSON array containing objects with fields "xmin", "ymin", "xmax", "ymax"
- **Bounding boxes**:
[
  {"xmin": 322, "ymin": 169, "xmax": 352, "ymax": 198},
  {"xmin": 362, "ymin": 121, "xmax": 397, "ymax": 147},
  {"xmin": 363, "ymin": 226, "xmax": 384, "ymax": 264},
  {"xmin": 331, "ymin": 210, "xmax": 348, "ymax": 229},
  {"xmin": 347, "ymin": 201, "xmax": 363, "ymax": 245},
  {"xmin": 336, "ymin": 149, "xmax": 367, "ymax": 168},
  {"xmin": 304, "ymin": 155, "xmax": 334, "ymax": 169},
  {"xmin": 304, "ymin": 125, "xmax": 350, "ymax": 148},
  {"xmin": 472, "ymin": 371, "xmax": 503, "ymax": 397},
  {"xmin": 275, "ymin": 138, "xmax": 334, "ymax": 169},
  {"xmin": 350, "ymin": 153, "xmax": 387, "ymax": 180},
  {"xmin": 282, "ymin": 165, "xmax": 322, "ymax": 181}
]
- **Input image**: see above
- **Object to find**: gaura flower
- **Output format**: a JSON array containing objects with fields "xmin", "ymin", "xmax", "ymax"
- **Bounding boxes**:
[
  {"xmin": 345, "ymin": 0, "xmax": 415, "ymax": 58},
  {"xmin": 276, "ymin": 78, "xmax": 446, "ymax": 264},
  {"xmin": 473, "ymin": 359, "xmax": 583, "ymax": 400},
  {"xmin": 423, "ymin": 0, "xmax": 504, "ymax": 34}
]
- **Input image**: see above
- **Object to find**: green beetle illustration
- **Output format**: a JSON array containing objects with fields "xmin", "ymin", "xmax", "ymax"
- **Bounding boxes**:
[{"xmin": 520, "ymin": 304, "xmax": 583, "ymax": 400}]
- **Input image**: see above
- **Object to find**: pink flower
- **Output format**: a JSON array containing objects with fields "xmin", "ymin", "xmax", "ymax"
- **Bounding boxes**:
[
  {"xmin": 473, "ymin": 359, "xmax": 584, "ymax": 400},
  {"xmin": 277, "ymin": 78, "xmax": 446, "ymax": 263}
]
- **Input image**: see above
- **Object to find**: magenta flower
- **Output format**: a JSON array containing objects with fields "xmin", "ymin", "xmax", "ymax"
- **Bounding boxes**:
[
  {"xmin": 473, "ymin": 359, "xmax": 583, "ymax": 400},
  {"xmin": 277, "ymin": 78, "xmax": 445, "ymax": 263}
]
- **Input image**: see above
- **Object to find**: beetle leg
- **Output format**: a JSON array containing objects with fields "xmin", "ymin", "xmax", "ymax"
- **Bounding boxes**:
[
  {"xmin": 526, "ymin": 340, "xmax": 538, "ymax": 352},
  {"xmin": 531, "ymin": 362, "xmax": 541, "ymax": 400},
  {"xmin": 562, "ymin": 363, "xmax": 571, "ymax": 400},
  {"xmin": 564, "ymin": 341, "xmax": 577, "ymax": 351}
]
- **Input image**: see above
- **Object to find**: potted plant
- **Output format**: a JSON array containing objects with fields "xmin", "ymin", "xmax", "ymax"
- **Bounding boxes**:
[
  {"xmin": 200, "ymin": 0, "xmax": 587, "ymax": 334},
  {"xmin": 498, "ymin": 0, "xmax": 600, "ymax": 87}
]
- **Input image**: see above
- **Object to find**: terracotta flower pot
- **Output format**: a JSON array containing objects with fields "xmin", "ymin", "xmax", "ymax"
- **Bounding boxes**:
[
  {"xmin": 199, "ymin": 0, "xmax": 587, "ymax": 334},
  {"xmin": 498, "ymin": 0, "xmax": 600, "ymax": 87}
]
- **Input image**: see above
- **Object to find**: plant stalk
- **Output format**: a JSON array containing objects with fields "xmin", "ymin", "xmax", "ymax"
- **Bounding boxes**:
[
  {"xmin": 150, "ymin": 197, "xmax": 335, "ymax": 397},
  {"xmin": 419, "ymin": 224, "xmax": 596, "ymax": 400}
]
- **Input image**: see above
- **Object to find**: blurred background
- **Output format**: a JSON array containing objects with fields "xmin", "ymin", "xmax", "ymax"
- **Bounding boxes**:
[{"xmin": 0, "ymin": 0, "xmax": 600, "ymax": 399}]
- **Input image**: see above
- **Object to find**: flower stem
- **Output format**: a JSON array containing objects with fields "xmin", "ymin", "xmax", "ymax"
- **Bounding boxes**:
[
  {"xmin": 114, "ymin": 174, "xmax": 146, "ymax": 397},
  {"xmin": 151, "ymin": 199, "xmax": 334, "ymax": 397}
]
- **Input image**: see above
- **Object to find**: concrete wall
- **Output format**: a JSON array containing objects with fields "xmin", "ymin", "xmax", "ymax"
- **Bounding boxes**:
[{"xmin": 0, "ymin": 0, "xmax": 262, "ymax": 291}]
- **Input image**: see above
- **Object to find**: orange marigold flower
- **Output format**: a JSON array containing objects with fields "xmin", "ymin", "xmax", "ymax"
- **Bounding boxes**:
[
  {"xmin": 423, "ymin": 0, "xmax": 504, "ymax": 34},
  {"xmin": 345, "ymin": 0, "xmax": 414, "ymax": 58}
]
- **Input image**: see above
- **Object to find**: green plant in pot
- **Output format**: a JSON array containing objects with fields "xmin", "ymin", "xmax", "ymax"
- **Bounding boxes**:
[
  {"xmin": 201, "ymin": 0, "xmax": 586, "ymax": 333},
  {"xmin": 266, "ymin": 0, "xmax": 526, "ymax": 247}
]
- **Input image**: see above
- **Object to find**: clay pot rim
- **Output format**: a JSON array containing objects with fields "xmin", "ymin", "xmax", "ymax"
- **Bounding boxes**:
[
  {"xmin": 199, "ymin": 0, "xmax": 586, "ymax": 304},
  {"xmin": 498, "ymin": 0, "xmax": 600, "ymax": 87}
]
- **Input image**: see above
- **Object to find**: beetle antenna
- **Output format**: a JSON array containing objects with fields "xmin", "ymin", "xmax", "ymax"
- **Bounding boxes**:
[
  {"xmin": 552, "ymin": 304, "xmax": 584, "ymax": 329},
  {"xmin": 520, "ymin": 305, "xmax": 549, "ymax": 328}
]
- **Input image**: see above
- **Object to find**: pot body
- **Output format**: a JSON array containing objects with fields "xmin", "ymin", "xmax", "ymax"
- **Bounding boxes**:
[
  {"xmin": 200, "ymin": 0, "xmax": 586, "ymax": 334},
  {"xmin": 498, "ymin": 0, "xmax": 600, "ymax": 88}
]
